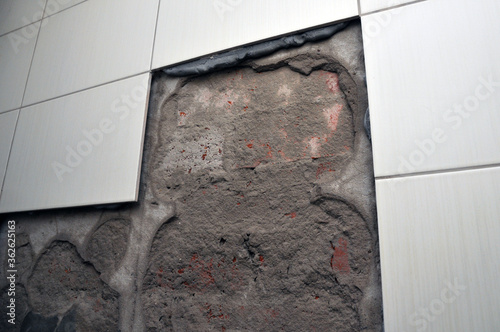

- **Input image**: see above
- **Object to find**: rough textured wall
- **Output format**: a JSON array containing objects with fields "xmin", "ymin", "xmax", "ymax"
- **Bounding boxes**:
[{"xmin": 0, "ymin": 21, "xmax": 382, "ymax": 331}]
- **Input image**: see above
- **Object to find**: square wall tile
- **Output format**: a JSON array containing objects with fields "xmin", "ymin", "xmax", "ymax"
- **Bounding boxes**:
[
  {"xmin": 0, "ymin": 73, "xmax": 150, "ymax": 213},
  {"xmin": 376, "ymin": 167, "xmax": 500, "ymax": 331},
  {"xmin": 362, "ymin": 0, "xmax": 500, "ymax": 177},
  {"xmin": 43, "ymin": 0, "xmax": 87, "ymax": 18},
  {"xmin": 0, "ymin": 22, "xmax": 40, "ymax": 113},
  {"xmin": 360, "ymin": 0, "xmax": 423, "ymax": 14},
  {"xmin": 23, "ymin": 0, "xmax": 159, "ymax": 106},
  {"xmin": 152, "ymin": 0, "xmax": 358, "ymax": 69},
  {"xmin": 0, "ymin": 0, "xmax": 46, "ymax": 36},
  {"xmin": 0, "ymin": 110, "xmax": 19, "ymax": 196}
]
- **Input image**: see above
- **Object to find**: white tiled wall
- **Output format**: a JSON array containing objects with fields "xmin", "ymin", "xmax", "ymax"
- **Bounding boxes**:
[
  {"xmin": 152, "ymin": 0, "xmax": 358, "ymax": 69},
  {"xmin": 43, "ymin": 0, "xmax": 87, "ymax": 18},
  {"xmin": 376, "ymin": 168, "xmax": 500, "ymax": 331},
  {"xmin": 0, "ymin": 22, "xmax": 40, "ymax": 113},
  {"xmin": 0, "ymin": 110, "xmax": 19, "ymax": 195},
  {"xmin": 1, "ymin": 0, "xmax": 499, "ymax": 330},
  {"xmin": 363, "ymin": 0, "xmax": 500, "ymax": 177},
  {"xmin": 0, "ymin": 0, "xmax": 46, "ymax": 36},
  {"xmin": 359, "ymin": 0, "xmax": 424, "ymax": 14},
  {"xmin": 23, "ymin": 0, "xmax": 158, "ymax": 106},
  {"xmin": 361, "ymin": 0, "xmax": 500, "ymax": 330},
  {"xmin": 0, "ymin": 74, "xmax": 150, "ymax": 213}
]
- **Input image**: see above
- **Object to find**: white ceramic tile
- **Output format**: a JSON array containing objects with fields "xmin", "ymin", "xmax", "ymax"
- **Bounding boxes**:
[
  {"xmin": 360, "ymin": 0, "xmax": 423, "ymax": 14},
  {"xmin": 152, "ymin": 0, "xmax": 358, "ymax": 69},
  {"xmin": 0, "ymin": 0, "xmax": 46, "ymax": 36},
  {"xmin": 0, "ymin": 110, "xmax": 19, "ymax": 196},
  {"xmin": 0, "ymin": 73, "xmax": 150, "ymax": 213},
  {"xmin": 376, "ymin": 167, "xmax": 500, "ymax": 332},
  {"xmin": 23, "ymin": 0, "xmax": 159, "ymax": 106},
  {"xmin": 43, "ymin": 0, "xmax": 87, "ymax": 18},
  {"xmin": 362, "ymin": 0, "xmax": 500, "ymax": 177},
  {"xmin": 0, "ymin": 22, "xmax": 40, "ymax": 114}
]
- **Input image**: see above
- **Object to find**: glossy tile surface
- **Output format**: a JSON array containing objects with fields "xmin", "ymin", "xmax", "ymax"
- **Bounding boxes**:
[
  {"xmin": 362, "ymin": 0, "xmax": 500, "ymax": 177},
  {"xmin": 23, "ymin": 0, "xmax": 158, "ymax": 106},
  {"xmin": 0, "ymin": 110, "xmax": 19, "ymax": 196},
  {"xmin": 0, "ymin": 0, "xmax": 46, "ymax": 36},
  {"xmin": 43, "ymin": 0, "xmax": 87, "ymax": 17},
  {"xmin": 376, "ymin": 168, "xmax": 500, "ymax": 332},
  {"xmin": 152, "ymin": 0, "xmax": 357, "ymax": 69},
  {"xmin": 0, "ymin": 74, "xmax": 150, "ymax": 213},
  {"xmin": 0, "ymin": 22, "xmax": 40, "ymax": 113},
  {"xmin": 359, "ymin": 0, "xmax": 423, "ymax": 14}
]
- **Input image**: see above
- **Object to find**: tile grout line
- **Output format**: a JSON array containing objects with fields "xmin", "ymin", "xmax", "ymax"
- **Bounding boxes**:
[
  {"xmin": 149, "ymin": 0, "xmax": 162, "ymax": 71},
  {"xmin": 375, "ymin": 163, "xmax": 500, "ymax": 181},
  {"xmin": 43, "ymin": 0, "xmax": 89, "ymax": 21},
  {"xmin": 0, "ymin": 110, "xmax": 19, "ymax": 201},
  {"xmin": 0, "ymin": 21, "xmax": 39, "ymax": 39},
  {"xmin": 359, "ymin": 0, "xmax": 429, "ymax": 16},
  {"xmin": 0, "ymin": 0, "xmax": 48, "ymax": 201},
  {"xmin": 41, "ymin": 0, "xmax": 48, "ymax": 17},
  {"xmin": 0, "ymin": 0, "xmax": 87, "ymax": 39},
  {"xmin": 0, "ymin": 109, "xmax": 20, "ymax": 116},
  {"xmin": 21, "ymin": 71, "xmax": 151, "ymax": 110},
  {"xmin": 0, "ymin": 107, "xmax": 24, "ymax": 116},
  {"xmin": 19, "ymin": 1, "xmax": 47, "ymax": 109}
]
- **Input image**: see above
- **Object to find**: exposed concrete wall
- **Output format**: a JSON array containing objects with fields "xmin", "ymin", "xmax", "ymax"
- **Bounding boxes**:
[{"xmin": 0, "ymin": 21, "xmax": 382, "ymax": 331}]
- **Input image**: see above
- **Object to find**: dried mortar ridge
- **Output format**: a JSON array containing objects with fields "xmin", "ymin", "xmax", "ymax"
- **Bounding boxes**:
[{"xmin": 0, "ymin": 21, "xmax": 381, "ymax": 332}]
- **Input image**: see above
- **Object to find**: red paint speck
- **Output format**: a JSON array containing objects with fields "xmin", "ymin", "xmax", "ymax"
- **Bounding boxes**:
[
  {"xmin": 259, "ymin": 255, "xmax": 264, "ymax": 263},
  {"xmin": 331, "ymin": 238, "xmax": 350, "ymax": 274},
  {"xmin": 202, "ymin": 153, "xmax": 207, "ymax": 160},
  {"xmin": 180, "ymin": 111, "xmax": 187, "ymax": 117},
  {"xmin": 247, "ymin": 144, "xmax": 253, "ymax": 148},
  {"xmin": 315, "ymin": 296, "xmax": 319, "ymax": 299},
  {"xmin": 285, "ymin": 212, "xmax": 297, "ymax": 219},
  {"xmin": 178, "ymin": 269, "xmax": 184, "ymax": 274},
  {"xmin": 316, "ymin": 162, "xmax": 335, "ymax": 179},
  {"xmin": 228, "ymin": 101, "xmax": 232, "ymax": 105}
]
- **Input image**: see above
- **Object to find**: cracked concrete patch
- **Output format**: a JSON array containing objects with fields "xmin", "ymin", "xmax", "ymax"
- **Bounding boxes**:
[
  {"xmin": 27, "ymin": 241, "xmax": 119, "ymax": 331},
  {"xmin": 143, "ymin": 21, "xmax": 381, "ymax": 332},
  {"xmin": 86, "ymin": 218, "xmax": 130, "ymax": 276}
]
